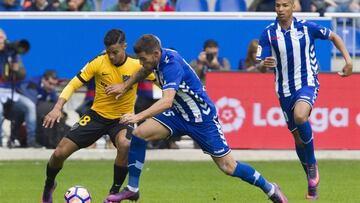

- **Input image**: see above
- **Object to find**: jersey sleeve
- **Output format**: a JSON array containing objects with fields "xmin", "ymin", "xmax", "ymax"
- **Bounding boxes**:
[
  {"xmin": 162, "ymin": 61, "xmax": 184, "ymax": 91},
  {"xmin": 307, "ymin": 21, "xmax": 331, "ymax": 40},
  {"xmin": 256, "ymin": 29, "xmax": 272, "ymax": 61},
  {"xmin": 76, "ymin": 58, "xmax": 98, "ymax": 83}
]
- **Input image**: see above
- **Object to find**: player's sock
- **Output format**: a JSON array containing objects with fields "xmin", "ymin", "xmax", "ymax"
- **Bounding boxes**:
[
  {"xmin": 297, "ymin": 121, "xmax": 316, "ymax": 165},
  {"xmin": 110, "ymin": 164, "xmax": 128, "ymax": 194},
  {"xmin": 127, "ymin": 135, "xmax": 146, "ymax": 190},
  {"xmin": 295, "ymin": 145, "xmax": 308, "ymax": 174},
  {"xmin": 45, "ymin": 163, "xmax": 61, "ymax": 188},
  {"xmin": 232, "ymin": 161, "xmax": 273, "ymax": 194}
]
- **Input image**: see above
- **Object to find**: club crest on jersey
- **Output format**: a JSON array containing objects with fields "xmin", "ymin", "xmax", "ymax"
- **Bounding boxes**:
[
  {"xmin": 122, "ymin": 75, "xmax": 130, "ymax": 81},
  {"xmin": 296, "ymin": 31, "xmax": 304, "ymax": 39}
]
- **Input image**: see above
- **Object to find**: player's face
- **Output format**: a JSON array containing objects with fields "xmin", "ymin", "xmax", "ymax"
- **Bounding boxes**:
[
  {"xmin": 106, "ymin": 43, "xmax": 127, "ymax": 66},
  {"xmin": 275, "ymin": 0, "xmax": 294, "ymax": 22},
  {"xmin": 137, "ymin": 50, "xmax": 161, "ymax": 70}
]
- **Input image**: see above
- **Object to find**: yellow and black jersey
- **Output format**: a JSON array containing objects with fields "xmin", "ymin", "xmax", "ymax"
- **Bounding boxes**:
[{"xmin": 59, "ymin": 54, "xmax": 155, "ymax": 119}]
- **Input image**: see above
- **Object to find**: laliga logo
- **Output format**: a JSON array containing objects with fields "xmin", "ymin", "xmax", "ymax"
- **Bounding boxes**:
[{"xmin": 215, "ymin": 97, "xmax": 245, "ymax": 133}]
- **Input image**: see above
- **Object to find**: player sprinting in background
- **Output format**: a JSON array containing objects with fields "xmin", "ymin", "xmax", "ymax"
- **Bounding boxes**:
[
  {"xmin": 104, "ymin": 34, "xmax": 288, "ymax": 203},
  {"xmin": 257, "ymin": 0, "xmax": 352, "ymax": 200},
  {"xmin": 41, "ymin": 29, "xmax": 155, "ymax": 203}
]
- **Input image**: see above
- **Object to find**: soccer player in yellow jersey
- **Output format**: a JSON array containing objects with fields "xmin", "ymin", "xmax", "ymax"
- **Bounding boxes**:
[{"xmin": 40, "ymin": 29, "xmax": 155, "ymax": 203}]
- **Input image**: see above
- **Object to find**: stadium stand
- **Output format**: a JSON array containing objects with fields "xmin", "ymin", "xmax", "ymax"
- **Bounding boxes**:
[
  {"xmin": 175, "ymin": 0, "xmax": 209, "ymax": 12},
  {"xmin": 214, "ymin": 0, "xmax": 247, "ymax": 12}
]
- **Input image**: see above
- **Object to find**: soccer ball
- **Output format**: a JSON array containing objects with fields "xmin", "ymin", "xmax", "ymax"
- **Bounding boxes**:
[{"xmin": 64, "ymin": 186, "xmax": 92, "ymax": 203}]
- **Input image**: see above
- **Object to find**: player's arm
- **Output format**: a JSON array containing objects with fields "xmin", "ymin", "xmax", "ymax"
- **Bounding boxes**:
[
  {"xmin": 105, "ymin": 67, "xmax": 153, "ymax": 99},
  {"xmin": 329, "ymin": 32, "xmax": 353, "ymax": 77},
  {"xmin": 256, "ymin": 30, "xmax": 274, "ymax": 73},
  {"xmin": 43, "ymin": 76, "xmax": 84, "ymax": 128},
  {"xmin": 121, "ymin": 89, "xmax": 176, "ymax": 124}
]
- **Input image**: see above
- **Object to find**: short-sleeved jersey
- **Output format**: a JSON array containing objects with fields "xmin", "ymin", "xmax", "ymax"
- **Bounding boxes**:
[
  {"xmin": 154, "ymin": 48, "xmax": 216, "ymax": 123},
  {"xmin": 78, "ymin": 54, "xmax": 155, "ymax": 119},
  {"xmin": 257, "ymin": 17, "xmax": 331, "ymax": 98}
]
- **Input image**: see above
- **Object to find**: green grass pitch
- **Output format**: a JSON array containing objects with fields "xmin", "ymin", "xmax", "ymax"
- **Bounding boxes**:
[{"xmin": 0, "ymin": 160, "xmax": 359, "ymax": 202}]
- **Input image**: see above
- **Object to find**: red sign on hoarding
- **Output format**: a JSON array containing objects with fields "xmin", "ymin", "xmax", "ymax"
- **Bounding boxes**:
[{"xmin": 206, "ymin": 72, "xmax": 360, "ymax": 149}]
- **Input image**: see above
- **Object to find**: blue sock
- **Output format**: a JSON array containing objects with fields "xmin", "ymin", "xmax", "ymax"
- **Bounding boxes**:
[
  {"xmin": 297, "ymin": 121, "xmax": 316, "ymax": 165},
  {"xmin": 127, "ymin": 136, "xmax": 147, "ymax": 189},
  {"xmin": 295, "ymin": 145, "xmax": 308, "ymax": 174},
  {"xmin": 232, "ymin": 161, "xmax": 273, "ymax": 194}
]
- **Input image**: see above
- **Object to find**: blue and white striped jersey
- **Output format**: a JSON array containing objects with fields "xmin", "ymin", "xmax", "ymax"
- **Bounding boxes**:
[
  {"xmin": 154, "ymin": 48, "xmax": 216, "ymax": 123},
  {"xmin": 257, "ymin": 17, "xmax": 331, "ymax": 98}
]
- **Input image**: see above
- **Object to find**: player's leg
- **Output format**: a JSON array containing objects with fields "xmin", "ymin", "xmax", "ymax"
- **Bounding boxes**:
[
  {"xmin": 108, "ymin": 128, "xmax": 131, "ymax": 194},
  {"xmin": 42, "ymin": 137, "xmax": 79, "ymax": 203},
  {"xmin": 292, "ymin": 130, "xmax": 308, "ymax": 174},
  {"xmin": 42, "ymin": 109, "xmax": 108, "ymax": 203},
  {"xmin": 212, "ymin": 154, "xmax": 287, "ymax": 203},
  {"xmin": 293, "ymin": 101, "xmax": 319, "ymax": 199},
  {"xmin": 107, "ymin": 118, "xmax": 171, "ymax": 202}
]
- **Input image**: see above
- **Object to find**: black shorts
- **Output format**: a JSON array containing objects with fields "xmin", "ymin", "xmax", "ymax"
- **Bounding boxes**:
[{"xmin": 66, "ymin": 109, "xmax": 133, "ymax": 148}]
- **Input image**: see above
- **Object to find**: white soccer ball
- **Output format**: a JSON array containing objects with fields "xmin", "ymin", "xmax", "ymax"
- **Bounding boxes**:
[{"xmin": 64, "ymin": 186, "xmax": 92, "ymax": 203}]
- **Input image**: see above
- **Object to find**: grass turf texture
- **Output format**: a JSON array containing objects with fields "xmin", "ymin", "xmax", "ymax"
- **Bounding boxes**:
[{"xmin": 0, "ymin": 160, "xmax": 359, "ymax": 202}]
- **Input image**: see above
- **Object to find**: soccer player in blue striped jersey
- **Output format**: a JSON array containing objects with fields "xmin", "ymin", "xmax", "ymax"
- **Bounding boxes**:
[
  {"xmin": 257, "ymin": 0, "xmax": 353, "ymax": 200},
  {"xmin": 104, "ymin": 34, "xmax": 288, "ymax": 203}
]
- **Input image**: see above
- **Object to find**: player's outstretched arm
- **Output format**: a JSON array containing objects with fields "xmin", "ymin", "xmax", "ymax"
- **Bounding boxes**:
[
  {"xmin": 120, "ymin": 89, "xmax": 176, "ymax": 124},
  {"xmin": 329, "ymin": 32, "xmax": 353, "ymax": 77},
  {"xmin": 106, "ymin": 67, "xmax": 153, "ymax": 99}
]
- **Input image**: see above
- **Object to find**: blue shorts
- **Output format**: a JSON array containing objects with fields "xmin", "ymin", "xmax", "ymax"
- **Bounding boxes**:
[
  {"xmin": 279, "ymin": 86, "xmax": 319, "ymax": 132},
  {"xmin": 153, "ymin": 110, "xmax": 231, "ymax": 157}
]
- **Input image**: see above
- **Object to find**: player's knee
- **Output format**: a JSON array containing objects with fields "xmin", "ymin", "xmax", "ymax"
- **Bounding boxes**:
[
  {"xmin": 52, "ymin": 147, "xmax": 67, "ymax": 162},
  {"xmin": 294, "ymin": 113, "xmax": 308, "ymax": 125},
  {"xmin": 132, "ymin": 128, "xmax": 148, "ymax": 140}
]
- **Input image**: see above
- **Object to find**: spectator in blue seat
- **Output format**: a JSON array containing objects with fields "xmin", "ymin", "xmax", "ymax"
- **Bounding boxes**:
[
  {"xmin": 0, "ymin": 0, "xmax": 22, "ymax": 11},
  {"xmin": 175, "ymin": 0, "xmax": 209, "ymax": 11},
  {"xmin": 57, "ymin": 0, "xmax": 94, "ymax": 11},
  {"xmin": 326, "ymin": 0, "xmax": 360, "ymax": 27},
  {"xmin": 106, "ymin": 0, "xmax": 140, "ymax": 11},
  {"xmin": 249, "ymin": 0, "xmax": 300, "ymax": 11},
  {"xmin": 190, "ymin": 39, "xmax": 230, "ymax": 83},
  {"xmin": 23, "ymin": 0, "xmax": 56, "ymax": 11}
]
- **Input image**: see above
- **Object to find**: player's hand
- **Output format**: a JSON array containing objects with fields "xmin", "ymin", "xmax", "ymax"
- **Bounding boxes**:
[
  {"xmin": 105, "ymin": 83, "xmax": 126, "ymax": 99},
  {"xmin": 43, "ymin": 108, "xmax": 62, "ymax": 128},
  {"xmin": 120, "ymin": 113, "xmax": 141, "ymax": 124},
  {"xmin": 338, "ymin": 63, "xmax": 352, "ymax": 77},
  {"xmin": 263, "ymin": 56, "xmax": 277, "ymax": 68}
]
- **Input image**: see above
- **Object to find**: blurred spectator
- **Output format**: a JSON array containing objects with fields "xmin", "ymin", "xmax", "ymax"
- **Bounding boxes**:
[
  {"xmin": 238, "ymin": 39, "xmax": 260, "ymax": 72},
  {"xmin": 23, "ymin": 0, "xmax": 56, "ymax": 11},
  {"xmin": 326, "ymin": 0, "xmax": 359, "ymax": 13},
  {"xmin": 140, "ymin": 0, "xmax": 174, "ymax": 11},
  {"xmin": 190, "ymin": 39, "xmax": 230, "ymax": 83},
  {"xmin": 106, "ymin": 0, "xmax": 140, "ymax": 11},
  {"xmin": 0, "ymin": 0, "xmax": 22, "ymax": 11},
  {"xmin": 7, "ymin": 70, "xmax": 68, "ymax": 148},
  {"xmin": 249, "ymin": 0, "xmax": 301, "ymax": 12},
  {"xmin": 57, "ymin": 0, "xmax": 94, "ymax": 11},
  {"xmin": 0, "ymin": 28, "xmax": 41, "ymax": 148},
  {"xmin": 311, "ymin": 0, "xmax": 328, "ymax": 16}
]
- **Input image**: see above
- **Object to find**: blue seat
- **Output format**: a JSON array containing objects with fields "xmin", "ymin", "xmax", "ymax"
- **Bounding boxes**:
[
  {"xmin": 101, "ymin": 0, "xmax": 118, "ymax": 11},
  {"xmin": 214, "ymin": 0, "xmax": 246, "ymax": 12},
  {"xmin": 335, "ymin": 26, "xmax": 360, "ymax": 56},
  {"xmin": 175, "ymin": 0, "xmax": 208, "ymax": 12}
]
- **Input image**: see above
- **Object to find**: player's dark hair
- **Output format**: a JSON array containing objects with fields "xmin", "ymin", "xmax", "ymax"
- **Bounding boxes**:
[
  {"xmin": 133, "ymin": 34, "xmax": 161, "ymax": 54},
  {"xmin": 104, "ymin": 29, "xmax": 126, "ymax": 47}
]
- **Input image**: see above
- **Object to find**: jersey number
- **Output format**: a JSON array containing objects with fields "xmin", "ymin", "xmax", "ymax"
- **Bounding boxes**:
[{"xmin": 79, "ymin": 115, "xmax": 91, "ymax": 126}]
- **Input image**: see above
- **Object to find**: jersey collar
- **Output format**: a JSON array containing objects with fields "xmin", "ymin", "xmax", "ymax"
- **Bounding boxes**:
[{"xmin": 275, "ymin": 17, "xmax": 296, "ymax": 32}]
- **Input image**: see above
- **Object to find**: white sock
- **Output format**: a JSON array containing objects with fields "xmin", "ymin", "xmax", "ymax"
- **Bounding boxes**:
[
  {"xmin": 267, "ymin": 184, "xmax": 275, "ymax": 197},
  {"xmin": 127, "ymin": 185, "xmax": 139, "ymax": 192}
]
